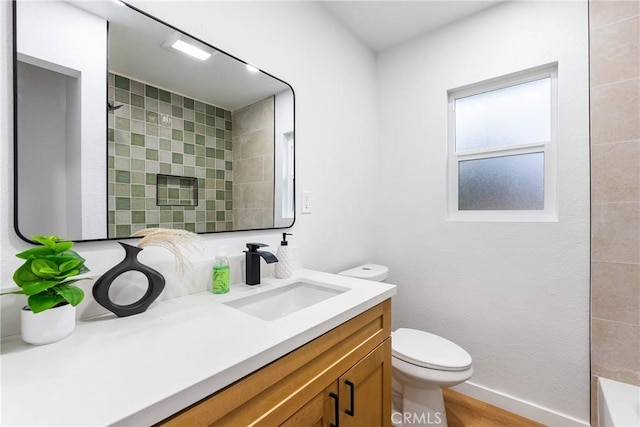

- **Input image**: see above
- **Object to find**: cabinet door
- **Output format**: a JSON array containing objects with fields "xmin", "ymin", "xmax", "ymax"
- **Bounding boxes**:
[
  {"xmin": 339, "ymin": 338, "xmax": 392, "ymax": 427},
  {"xmin": 280, "ymin": 382, "xmax": 339, "ymax": 427}
]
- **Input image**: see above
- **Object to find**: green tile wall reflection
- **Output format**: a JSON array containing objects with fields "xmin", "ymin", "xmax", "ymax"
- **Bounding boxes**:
[{"xmin": 107, "ymin": 72, "xmax": 233, "ymax": 237}]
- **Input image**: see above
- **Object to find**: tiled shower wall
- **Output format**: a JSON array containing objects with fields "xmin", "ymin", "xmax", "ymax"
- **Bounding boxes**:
[
  {"xmin": 107, "ymin": 73, "xmax": 234, "ymax": 237},
  {"xmin": 232, "ymin": 97, "xmax": 275, "ymax": 230},
  {"xmin": 589, "ymin": 0, "xmax": 640, "ymax": 410}
]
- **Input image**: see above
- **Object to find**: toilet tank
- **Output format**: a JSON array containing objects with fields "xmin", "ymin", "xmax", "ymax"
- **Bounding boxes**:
[{"xmin": 338, "ymin": 264, "xmax": 388, "ymax": 282}]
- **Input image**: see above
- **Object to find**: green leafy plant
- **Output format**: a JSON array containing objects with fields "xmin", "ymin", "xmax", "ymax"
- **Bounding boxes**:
[{"xmin": 4, "ymin": 235, "xmax": 90, "ymax": 313}]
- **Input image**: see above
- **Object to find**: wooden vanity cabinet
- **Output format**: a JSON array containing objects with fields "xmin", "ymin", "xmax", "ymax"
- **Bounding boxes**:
[
  {"xmin": 280, "ymin": 340, "xmax": 391, "ymax": 427},
  {"xmin": 160, "ymin": 299, "xmax": 391, "ymax": 427},
  {"xmin": 338, "ymin": 339, "xmax": 390, "ymax": 427}
]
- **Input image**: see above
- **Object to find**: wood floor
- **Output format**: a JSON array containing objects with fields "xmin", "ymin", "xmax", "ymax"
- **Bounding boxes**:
[{"xmin": 443, "ymin": 389, "xmax": 545, "ymax": 427}]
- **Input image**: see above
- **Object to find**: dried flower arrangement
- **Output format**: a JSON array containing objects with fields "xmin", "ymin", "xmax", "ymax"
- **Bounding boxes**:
[{"xmin": 131, "ymin": 228, "xmax": 203, "ymax": 273}]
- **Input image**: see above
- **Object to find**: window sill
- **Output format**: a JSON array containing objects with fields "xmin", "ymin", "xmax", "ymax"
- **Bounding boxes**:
[{"xmin": 447, "ymin": 212, "xmax": 559, "ymax": 222}]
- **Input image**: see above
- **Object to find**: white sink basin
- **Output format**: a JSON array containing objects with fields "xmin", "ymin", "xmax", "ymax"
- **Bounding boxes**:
[{"xmin": 224, "ymin": 281, "xmax": 348, "ymax": 321}]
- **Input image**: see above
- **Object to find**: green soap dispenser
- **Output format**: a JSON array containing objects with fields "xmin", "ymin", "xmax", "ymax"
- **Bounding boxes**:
[{"xmin": 212, "ymin": 251, "xmax": 230, "ymax": 294}]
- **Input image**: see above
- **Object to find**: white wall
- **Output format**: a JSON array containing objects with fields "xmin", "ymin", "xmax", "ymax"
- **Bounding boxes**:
[
  {"xmin": 0, "ymin": 1, "xmax": 378, "ymax": 335},
  {"xmin": 124, "ymin": 0, "xmax": 380, "ymax": 271},
  {"xmin": 16, "ymin": 0, "xmax": 107, "ymax": 240},
  {"xmin": 375, "ymin": 1, "xmax": 590, "ymax": 425},
  {"xmin": 1, "ymin": 1, "xmax": 592, "ymax": 423},
  {"xmin": 16, "ymin": 62, "xmax": 71, "ymax": 237},
  {"xmin": 274, "ymin": 89, "xmax": 295, "ymax": 227}
]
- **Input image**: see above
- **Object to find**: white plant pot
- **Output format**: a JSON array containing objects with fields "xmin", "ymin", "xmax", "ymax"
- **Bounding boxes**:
[{"xmin": 21, "ymin": 303, "xmax": 76, "ymax": 345}]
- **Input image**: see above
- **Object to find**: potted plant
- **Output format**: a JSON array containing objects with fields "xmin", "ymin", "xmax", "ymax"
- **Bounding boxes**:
[{"xmin": 4, "ymin": 235, "xmax": 90, "ymax": 345}]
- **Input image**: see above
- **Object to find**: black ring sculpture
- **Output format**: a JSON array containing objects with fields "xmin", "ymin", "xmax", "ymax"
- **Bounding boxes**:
[{"xmin": 92, "ymin": 242, "xmax": 165, "ymax": 317}]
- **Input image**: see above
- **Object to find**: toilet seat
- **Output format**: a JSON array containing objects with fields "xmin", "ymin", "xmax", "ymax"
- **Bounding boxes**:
[{"xmin": 392, "ymin": 328, "xmax": 472, "ymax": 372}]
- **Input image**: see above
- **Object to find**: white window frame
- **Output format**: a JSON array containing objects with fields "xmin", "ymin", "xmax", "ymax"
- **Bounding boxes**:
[{"xmin": 447, "ymin": 64, "xmax": 558, "ymax": 222}]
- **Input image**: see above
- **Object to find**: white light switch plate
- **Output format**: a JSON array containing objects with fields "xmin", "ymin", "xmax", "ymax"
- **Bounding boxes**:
[{"xmin": 301, "ymin": 191, "xmax": 312, "ymax": 214}]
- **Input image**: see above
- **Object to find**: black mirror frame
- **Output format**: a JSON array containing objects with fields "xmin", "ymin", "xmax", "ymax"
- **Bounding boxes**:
[{"xmin": 12, "ymin": 0, "xmax": 295, "ymax": 244}]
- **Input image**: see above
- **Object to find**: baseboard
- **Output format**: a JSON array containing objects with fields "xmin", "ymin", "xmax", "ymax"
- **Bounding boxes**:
[{"xmin": 451, "ymin": 381, "xmax": 589, "ymax": 427}]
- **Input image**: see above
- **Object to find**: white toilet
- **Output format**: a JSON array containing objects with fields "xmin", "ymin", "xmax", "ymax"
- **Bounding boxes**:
[{"xmin": 338, "ymin": 264, "xmax": 473, "ymax": 427}]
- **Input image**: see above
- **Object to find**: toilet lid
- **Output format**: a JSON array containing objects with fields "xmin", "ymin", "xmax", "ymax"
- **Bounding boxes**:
[
  {"xmin": 338, "ymin": 264, "xmax": 388, "ymax": 281},
  {"xmin": 392, "ymin": 328, "xmax": 472, "ymax": 371}
]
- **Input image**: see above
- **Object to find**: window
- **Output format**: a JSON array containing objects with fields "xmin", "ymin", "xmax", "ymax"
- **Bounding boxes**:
[{"xmin": 447, "ymin": 65, "xmax": 557, "ymax": 220}]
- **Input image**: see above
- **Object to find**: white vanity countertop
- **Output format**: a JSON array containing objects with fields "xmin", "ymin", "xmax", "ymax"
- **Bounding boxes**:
[{"xmin": 0, "ymin": 269, "xmax": 396, "ymax": 426}]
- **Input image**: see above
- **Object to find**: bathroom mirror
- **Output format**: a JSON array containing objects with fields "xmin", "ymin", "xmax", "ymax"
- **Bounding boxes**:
[{"xmin": 13, "ymin": 0, "xmax": 295, "ymax": 242}]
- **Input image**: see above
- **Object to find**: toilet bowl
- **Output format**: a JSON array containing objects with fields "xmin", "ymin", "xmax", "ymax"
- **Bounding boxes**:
[{"xmin": 338, "ymin": 264, "xmax": 473, "ymax": 427}]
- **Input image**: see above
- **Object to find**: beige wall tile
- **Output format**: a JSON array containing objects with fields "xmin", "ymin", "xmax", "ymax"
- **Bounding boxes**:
[
  {"xmin": 238, "ymin": 128, "xmax": 275, "ymax": 159},
  {"xmin": 232, "ymin": 97, "xmax": 274, "ymax": 136},
  {"xmin": 592, "ymin": 261, "xmax": 640, "ymax": 325},
  {"xmin": 591, "ymin": 140, "xmax": 640, "ymax": 202},
  {"xmin": 233, "ymin": 208, "xmax": 272, "ymax": 229},
  {"xmin": 590, "ymin": 375, "xmax": 598, "ymax": 427},
  {"xmin": 263, "ymin": 154, "xmax": 274, "ymax": 182},
  {"xmin": 233, "ymin": 184, "xmax": 246, "ymax": 209},
  {"xmin": 232, "ymin": 96, "xmax": 275, "ymax": 227},
  {"xmin": 590, "ymin": 17, "xmax": 640, "ymax": 86},
  {"xmin": 592, "ymin": 202, "xmax": 640, "ymax": 263},
  {"xmin": 592, "ymin": 318, "xmax": 640, "ymax": 385},
  {"xmin": 234, "ymin": 156, "xmax": 264, "ymax": 184},
  {"xmin": 591, "ymin": 78, "xmax": 640, "ymax": 145},
  {"xmin": 237, "ymin": 182, "xmax": 274, "ymax": 209},
  {"xmin": 590, "ymin": 0, "xmax": 640, "ymax": 399},
  {"xmin": 590, "ymin": 0, "xmax": 640, "ymax": 29}
]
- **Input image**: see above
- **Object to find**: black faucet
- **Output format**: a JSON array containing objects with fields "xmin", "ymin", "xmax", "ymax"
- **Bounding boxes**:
[{"xmin": 244, "ymin": 243, "xmax": 278, "ymax": 285}]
